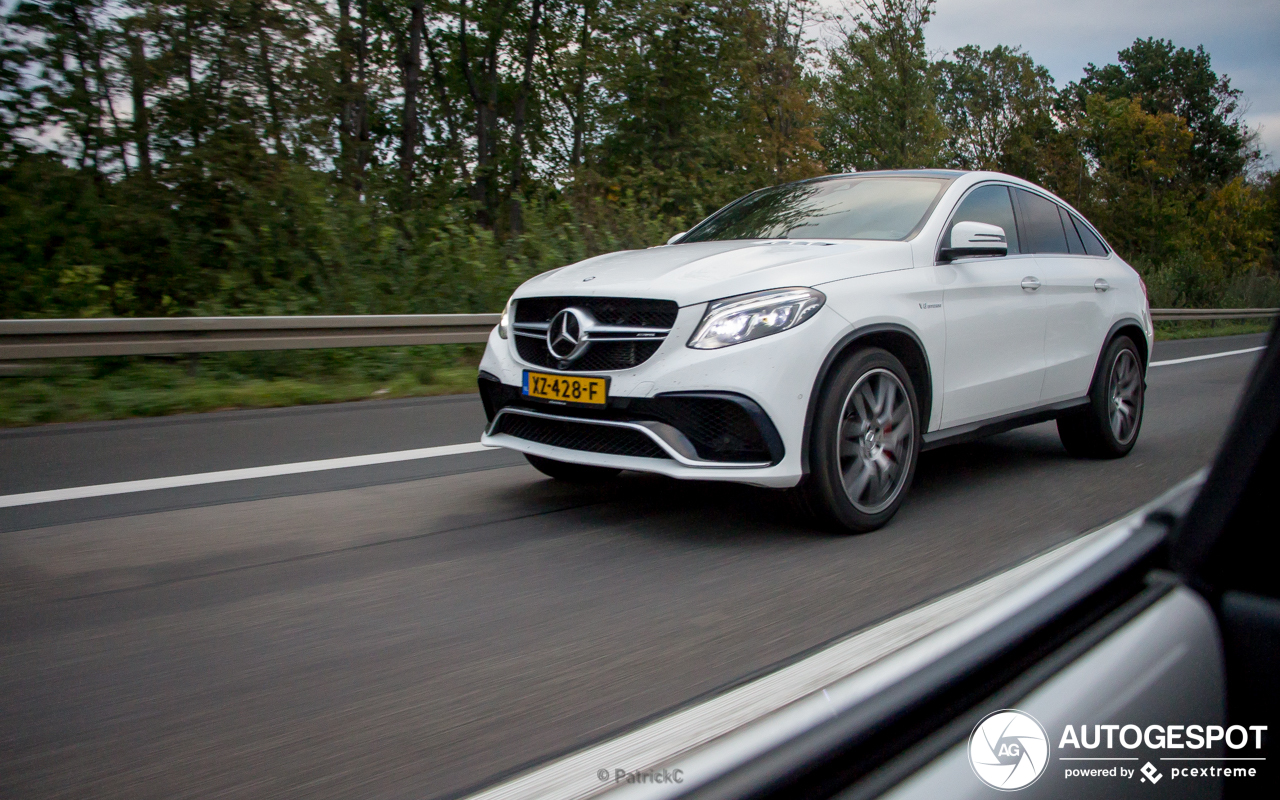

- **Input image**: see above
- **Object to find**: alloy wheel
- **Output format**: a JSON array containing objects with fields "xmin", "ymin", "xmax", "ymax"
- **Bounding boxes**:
[
  {"xmin": 1108, "ymin": 348, "xmax": 1142, "ymax": 445},
  {"xmin": 837, "ymin": 368, "xmax": 915, "ymax": 514}
]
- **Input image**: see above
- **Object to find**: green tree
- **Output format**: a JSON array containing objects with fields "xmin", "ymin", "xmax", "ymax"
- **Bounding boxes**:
[
  {"xmin": 3, "ymin": 0, "xmax": 1276, "ymax": 326},
  {"xmin": 1066, "ymin": 38, "xmax": 1257, "ymax": 187},
  {"xmin": 1074, "ymin": 95, "xmax": 1193, "ymax": 262},
  {"xmin": 1061, "ymin": 41, "xmax": 1271, "ymax": 275},
  {"xmin": 936, "ymin": 45, "xmax": 1057, "ymax": 176},
  {"xmin": 819, "ymin": 0, "xmax": 945, "ymax": 172},
  {"xmin": 1196, "ymin": 177, "xmax": 1272, "ymax": 276},
  {"xmin": 590, "ymin": 0, "xmax": 749, "ymax": 217},
  {"xmin": 1266, "ymin": 171, "xmax": 1280, "ymax": 269},
  {"xmin": 733, "ymin": 0, "xmax": 826, "ymax": 184}
]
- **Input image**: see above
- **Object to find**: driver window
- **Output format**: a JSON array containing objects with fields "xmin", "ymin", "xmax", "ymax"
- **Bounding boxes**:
[{"xmin": 945, "ymin": 185, "xmax": 1020, "ymax": 256}]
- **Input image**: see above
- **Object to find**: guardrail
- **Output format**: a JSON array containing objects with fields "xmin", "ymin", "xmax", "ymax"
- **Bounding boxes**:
[
  {"xmin": 0, "ymin": 308, "xmax": 1273, "ymax": 360},
  {"xmin": 0, "ymin": 314, "xmax": 500, "ymax": 360},
  {"xmin": 1149, "ymin": 308, "xmax": 1278, "ymax": 321}
]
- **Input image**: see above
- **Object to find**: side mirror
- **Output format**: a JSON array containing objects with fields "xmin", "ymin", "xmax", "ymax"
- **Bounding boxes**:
[
  {"xmin": 941, "ymin": 221, "xmax": 1007, "ymax": 261},
  {"xmin": 666, "ymin": 231, "xmax": 687, "ymax": 245}
]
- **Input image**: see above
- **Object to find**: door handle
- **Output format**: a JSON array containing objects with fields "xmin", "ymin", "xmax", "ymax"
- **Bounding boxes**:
[
  {"xmin": 1094, "ymin": 279, "xmax": 1110, "ymax": 292},
  {"xmin": 1021, "ymin": 276, "xmax": 1041, "ymax": 291}
]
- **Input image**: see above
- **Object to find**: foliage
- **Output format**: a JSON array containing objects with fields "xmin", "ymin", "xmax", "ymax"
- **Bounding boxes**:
[
  {"xmin": 0, "ymin": 0, "xmax": 1275, "ymax": 327},
  {"xmin": 1073, "ymin": 95, "xmax": 1195, "ymax": 263},
  {"xmin": 1264, "ymin": 170, "xmax": 1280, "ymax": 269},
  {"xmin": 1065, "ymin": 38, "xmax": 1258, "ymax": 186},
  {"xmin": 936, "ymin": 44, "xmax": 1058, "ymax": 180},
  {"xmin": 819, "ymin": 0, "xmax": 945, "ymax": 171}
]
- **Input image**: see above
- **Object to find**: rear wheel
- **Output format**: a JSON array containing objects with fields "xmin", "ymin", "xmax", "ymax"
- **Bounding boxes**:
[
  {"xmin": 524, "ymin": 453, "xmax": 621, "ymax": 483},
  {"xmin": 800, "ymin": 347, "xmax": 920, "ymax": 533},
  {"xmin": 1057, "ymin": 335, "xmax": 1145, "ymax": 458}
]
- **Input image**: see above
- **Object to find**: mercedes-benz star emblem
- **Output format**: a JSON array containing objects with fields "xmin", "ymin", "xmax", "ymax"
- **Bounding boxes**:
[{"xmin": 547, "ymin": 308, "xmax": 591, "ymax": 362}]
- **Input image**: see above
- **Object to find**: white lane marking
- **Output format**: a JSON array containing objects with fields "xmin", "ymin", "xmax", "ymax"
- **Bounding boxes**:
[
  {"xmin": 6, "ymin": 343, "xmax": 1259, "ymax": 509},
  {"xmin": 0, "ymin": 442, "xmax": 493, "ymax": 509},
  {"xmin": 1150, "ymin": 346, "xmax": 1265, "ymax": 367},
  {"xmin": 463, "ymin": 513, "xmax": 1149, "ymax": 800}
]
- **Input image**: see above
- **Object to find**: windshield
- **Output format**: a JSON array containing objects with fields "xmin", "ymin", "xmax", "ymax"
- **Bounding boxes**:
[{"xmin": 681, "ymin": 176, "xmax": 950, "ymax": 242}]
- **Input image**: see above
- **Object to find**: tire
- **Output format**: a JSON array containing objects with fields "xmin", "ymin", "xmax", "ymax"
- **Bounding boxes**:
[
  {"xmin": 524, "ymin": 453, "xmax": 621, "ymax": 483},
  {"xmin": 1057, "ymin": 335, "xmax": 1145, "ymax": 459},
  {"xmin": 799, "ymin": 347, "xmax": 921, "ymax": 533}
]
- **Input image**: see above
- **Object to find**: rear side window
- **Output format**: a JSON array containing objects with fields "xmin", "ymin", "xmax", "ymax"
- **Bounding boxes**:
[
  {"xmin": 1060, "ymin": 207, "xmax": 1086, "ymax": 254},
  {"xmin": 946, "ymin": 184, "xmax": 1020, "ymax": 255},
  {"xmin": 1069, "ymin": 211, "xmax": 1110, "ymax": 256},
  {"xmin": 1015, "ymin": 189, "xmax": 1068, "ymax": 254}
]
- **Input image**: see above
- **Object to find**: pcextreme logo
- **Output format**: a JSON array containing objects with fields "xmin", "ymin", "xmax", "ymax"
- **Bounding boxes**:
[{"xmin": 968, "ymin": 709, "xmax": 1051, "ymax": 791}]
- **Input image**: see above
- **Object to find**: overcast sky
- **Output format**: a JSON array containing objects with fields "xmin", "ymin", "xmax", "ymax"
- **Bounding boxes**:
[{"xmin": 851, "ymin": 0, "xmax": 1280, "ymax": 165}]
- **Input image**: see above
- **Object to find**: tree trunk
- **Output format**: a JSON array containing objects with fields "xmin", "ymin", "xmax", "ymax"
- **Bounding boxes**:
[
  {"xmin": 425, "ymin": 32, "xmax": 469, "ymax": 182},
  {"xmin": 568, "ymin": 0, "xmax": 594, "ymax": 168},
  {"xmin": 184, "ymin": 7, "xmax": 201, "ymax": 148},
  {"xmin": 354, "ymin": 0, "xmax": 371, "ymax": 189},
  {"xmin": 400, "ymin": 0, "xmax": 426, "ymax": 190},
  {"xmin": 65, "ymin": 5, "xmax": 100, "ymax": 173},
  {"xmin": 337, "ymin": 0, "xmax": 355, "ymax": 178},
  {"xmin": 335, "ymin": 0, "xmax": 370, "ymax": 190},
  {"xmin": 459, "ymin": 0, "xmax": 515, "ymax": 226},
  {"xmin": 507, "ymin": 0, "xmax": 544, "ymax": 233},
  {"xmin": 458, "ymin": 3, "xmax": 487, "ymax": 216},
  {"xmin": 89, "ymin": 35, "xmax": 130, "ymax": 177},
  {"xmin": 254, "ymin": 4, "xmax": 288, "ymax": 158},
  {"xmin": 127, "ymin": 31, "xmax": 152, "ymax": 180}
]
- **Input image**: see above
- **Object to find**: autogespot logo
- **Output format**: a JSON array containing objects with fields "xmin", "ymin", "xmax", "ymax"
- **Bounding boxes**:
[{"xmin": 969, "ymin": 709, "xmax": 1051, "ymax": 791}]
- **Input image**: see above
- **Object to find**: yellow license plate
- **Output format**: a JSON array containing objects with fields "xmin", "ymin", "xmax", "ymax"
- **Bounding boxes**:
[{"xmin": 523, "ymin": 371, "xmax": 608, "ymax": 406}]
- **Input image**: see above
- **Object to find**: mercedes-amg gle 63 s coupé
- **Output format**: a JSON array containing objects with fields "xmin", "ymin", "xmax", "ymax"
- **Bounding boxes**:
[{"xmin": 478, "ymin": 170, "xmax": 1153, "ymax": 532}]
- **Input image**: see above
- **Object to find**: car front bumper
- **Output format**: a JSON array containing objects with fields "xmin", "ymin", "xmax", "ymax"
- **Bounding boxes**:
[{"xmin": 476, "ymin": 304, "xmax": 851, "ymax": 488}]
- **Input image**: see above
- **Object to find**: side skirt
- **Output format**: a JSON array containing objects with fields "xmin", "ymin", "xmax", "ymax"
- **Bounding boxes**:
[{"xmin": 921, "ymin": 397, "xmax": 1089, "ymax": 451}]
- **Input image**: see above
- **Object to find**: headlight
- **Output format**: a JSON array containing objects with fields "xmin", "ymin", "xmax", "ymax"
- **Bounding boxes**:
[
  {"xmin": 687, "ymin": 287, "xmax": 825, "ymax": 350},
  {"xmin": 497, "ymin": 299, "xmax": 511, "ymax": 339}
]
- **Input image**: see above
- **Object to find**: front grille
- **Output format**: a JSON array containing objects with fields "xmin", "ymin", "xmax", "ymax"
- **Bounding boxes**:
[
  {"xmin": 493, "ymin": 413, "xmax": 669, "ymax": 459},
  {"xmin": 514, "ymin": 297, "xmax": 678, "ymax": 328},
  {"xmin": 516, "ymin": 337, "xmax": 663, "ymax": 371},
  {"xmin": 512, "ymin": 296, "xmax": 677, "ymax": 372}
]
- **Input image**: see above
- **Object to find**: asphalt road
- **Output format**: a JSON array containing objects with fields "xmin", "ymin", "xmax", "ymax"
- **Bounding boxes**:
[{"xmin": 0, "ymin": 333, "xmax": 1268, "ymax": 800}]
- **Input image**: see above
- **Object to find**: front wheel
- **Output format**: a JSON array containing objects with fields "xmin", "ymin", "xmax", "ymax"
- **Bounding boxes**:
[
  {"xmin": 799, "ymin": 347, "xmax": 921, "ymax": 533},
  {"xmin": 1057, "ymin": 335, "xmax": 1145, "ymax": 458},
  {"xmin": 524, "ymin": 453, "xmax": 621, "ymax": 483}
]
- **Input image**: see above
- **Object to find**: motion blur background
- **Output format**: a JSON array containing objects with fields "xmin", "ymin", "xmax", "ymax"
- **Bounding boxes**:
[
  {"xmin": 1, "ymin": 0, "xmax": 1278, "ymax": 424},
  {"xmin": 3, "ymin": 4, "xmax": 1278, "ymax": 798}
]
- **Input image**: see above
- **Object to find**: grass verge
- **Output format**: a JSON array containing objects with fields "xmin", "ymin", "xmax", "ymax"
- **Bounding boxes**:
[
  {"xmin": 2, "ymin": 323, "xmax": 1274, "ymax": 428},
  {"xmin": 1153, "ymin": 319, "xmax": 1274, "ymax": 340},
  {"xmin": 0, "ymin": 346, "xmax": 481, "ymax": 428}
]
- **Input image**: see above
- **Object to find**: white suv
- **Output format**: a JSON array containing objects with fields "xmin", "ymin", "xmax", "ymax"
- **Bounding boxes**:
[{"xmin": 478, "ymin": 170, "xmax": 1153, "ymax": 531}]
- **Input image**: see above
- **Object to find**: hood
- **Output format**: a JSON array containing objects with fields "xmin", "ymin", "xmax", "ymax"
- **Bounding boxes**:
[{"xmin": 513, "ymin": 239, "xmax": 914, "ymax": 306}]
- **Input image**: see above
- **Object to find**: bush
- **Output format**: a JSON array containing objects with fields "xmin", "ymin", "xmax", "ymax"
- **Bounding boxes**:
[
  {"xmin": 1137, "ymin": 251, "xmax": 1280, "ymax": 309},
  {"xmin": 1136, "ymin": 252, "xmax": 1226, "ymax": 308},
  {"xmin": 1222, "ymin": 271, "xmax": 1280, "ymax": 309}
]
